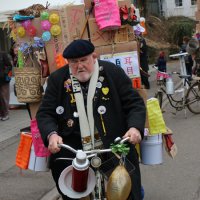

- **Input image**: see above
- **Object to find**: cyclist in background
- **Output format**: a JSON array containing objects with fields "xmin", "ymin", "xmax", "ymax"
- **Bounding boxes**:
[
  {"xmin": 36, "ymin": 39, "xmax": 146, "ymax": 200},
  {"xmin": 180, "ymin": 36, "xmax": 193, "ymax": 80}
]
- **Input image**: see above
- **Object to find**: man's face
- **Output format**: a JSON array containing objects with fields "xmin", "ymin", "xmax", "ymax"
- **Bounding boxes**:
[{"xmin": 68, "ymin": 53, "xmax": 97, "ymax": 82}]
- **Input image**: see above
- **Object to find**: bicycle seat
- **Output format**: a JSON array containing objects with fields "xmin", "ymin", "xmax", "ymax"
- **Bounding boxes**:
[{"xmin": 179, "ymin": 75, "xmax": 191, "ymax": 79}]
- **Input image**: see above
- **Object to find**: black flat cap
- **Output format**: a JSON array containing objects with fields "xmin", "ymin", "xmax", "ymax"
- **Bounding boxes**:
[{"xmin": 63, "ymin": 39, "xmax": 95, "ymax": 59}]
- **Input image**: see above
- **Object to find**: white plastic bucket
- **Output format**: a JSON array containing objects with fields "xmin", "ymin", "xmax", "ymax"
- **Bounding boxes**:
[
  {"xmin": 140, "ymin": 133, "xmax": 163, "ymax": 165},
  {"xmin": 28, "ymin": 145, "xmax": 50, "ymax": 171}
]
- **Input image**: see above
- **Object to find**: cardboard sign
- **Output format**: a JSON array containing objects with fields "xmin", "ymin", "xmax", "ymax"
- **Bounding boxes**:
[
  {"xmin": 88, "ymin": 18, "xmax": 114, "ymax": 47},
  {"xmin": 100, "ymin": 51, "xmax": 140, "ymax": 78}
]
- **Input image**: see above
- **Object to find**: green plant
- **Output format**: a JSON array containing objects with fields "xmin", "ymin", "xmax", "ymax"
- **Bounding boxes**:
[{"xmin": 166, "ymin": 16, "xmax": 196, "ymax": 46}]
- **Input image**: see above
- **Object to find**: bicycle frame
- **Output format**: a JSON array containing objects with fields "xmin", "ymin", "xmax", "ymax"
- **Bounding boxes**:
[{"xmin": 154, "ymin": 65, "xmax": 193, "ymax": 112}]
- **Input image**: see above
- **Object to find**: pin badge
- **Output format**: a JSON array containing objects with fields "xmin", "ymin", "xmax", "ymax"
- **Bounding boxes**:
[
  {"xmin": 73, "ymin": 112, "xmax": 79, "ymax": 118},
  {"xmin": 67, "ymin": 119, "xmax": 74, "ymax": 127},
  {"xmin": 98, "ymin": 106, "xmax": 107, "ymax": 135},
  {"xmin": 56, "ymin": 106, "xmax": 64, "ymax": 114},
  {"xmin": 98, "ymin": 106, "xmax": 106, "ymax": 114},
  {"xmin": 99, "ymin": 66, "xmax": 103, "ymax": 71},
  {"xmin": 98, "ymin": 76, "xmax": 104, "ymax": 82},
  {"xmin": 96, "ymin": 82, "xmax": 102, "ymax": 88},
  {"xmin": 102, "ymin": 87, "xmax": 109, "ymax": 95}
]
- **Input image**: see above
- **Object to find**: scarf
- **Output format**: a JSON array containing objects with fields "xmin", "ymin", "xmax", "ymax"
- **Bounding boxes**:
[{"xmin": 70, "ymin": 59, "xmax": 99, "ymax": 150}]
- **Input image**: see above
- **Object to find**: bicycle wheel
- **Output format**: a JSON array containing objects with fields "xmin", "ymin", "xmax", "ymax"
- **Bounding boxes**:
[
  {"xmin": 186, "ymin": 82, "xmax": 200, "ymax": 114},
  {"xmin": 155, "ymin": 91, "xmax": 163, "ymax": 108}
]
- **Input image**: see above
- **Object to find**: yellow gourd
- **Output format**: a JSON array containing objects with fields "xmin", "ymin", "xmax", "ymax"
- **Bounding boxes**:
[{"xmin": 107, "ymin": 165, "xmax": 132, "ymax": 200}]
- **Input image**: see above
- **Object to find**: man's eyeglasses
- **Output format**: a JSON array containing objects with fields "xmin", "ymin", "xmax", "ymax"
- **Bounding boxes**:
[{"xmin": 68, "ymin": 56, "xmax": 91, "ymax": 67}]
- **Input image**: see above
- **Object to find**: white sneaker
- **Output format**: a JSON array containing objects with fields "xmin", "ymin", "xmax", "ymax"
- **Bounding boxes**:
[{"xmin": 1, "ymin": 116, "xmax": 9, "ymax": 121}]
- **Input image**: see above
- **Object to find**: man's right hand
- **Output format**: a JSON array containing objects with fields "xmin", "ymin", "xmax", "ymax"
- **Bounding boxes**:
[{"xmin": 48, "ymin": 134, "xmax": 63, "ymax": 154}]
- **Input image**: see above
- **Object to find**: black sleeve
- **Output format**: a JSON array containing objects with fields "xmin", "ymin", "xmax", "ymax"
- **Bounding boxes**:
[{"xmin": 113, "ymin": 66, "xmax": 146, "ymax": 138}]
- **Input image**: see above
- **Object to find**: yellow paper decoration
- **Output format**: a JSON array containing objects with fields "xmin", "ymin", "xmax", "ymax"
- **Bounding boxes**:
[
  {"xmin": 147, "ymin": 98, "xmax": 167, "ymax": 135},
  {"xmin": 50, "ymin": 25, "xmax": 61, "ymax": 36},
  {"xmin": 49, "ymin": 13, "xmax": 60, "ymax": 24},
  {"xmin": 17, "ymin": 26, "xmax": 26, "ymax": 38}
]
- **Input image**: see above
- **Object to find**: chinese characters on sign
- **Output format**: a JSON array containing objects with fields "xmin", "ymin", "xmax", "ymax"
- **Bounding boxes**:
[{"xmin": 100, "ymin": 51, "xmax": 140, "ymax": 78}]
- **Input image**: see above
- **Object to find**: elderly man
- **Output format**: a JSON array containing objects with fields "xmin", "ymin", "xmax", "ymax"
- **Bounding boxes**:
[{"xmin": 36, "ymin": 39, "xmax": 146, "ymax": 200}]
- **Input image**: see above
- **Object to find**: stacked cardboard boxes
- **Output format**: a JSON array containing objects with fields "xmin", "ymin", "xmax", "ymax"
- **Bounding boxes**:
[
  {"xmin": 15, "ymin": 1, "xmax": 146, "ymax": 120},
  {"xmin": 84, "ymin": 0, "xmax": 141, "ymax": 88}
]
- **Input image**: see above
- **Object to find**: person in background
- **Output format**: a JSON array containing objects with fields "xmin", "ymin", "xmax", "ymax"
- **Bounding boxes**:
[
  {"xmin": 156, "ymin": 51, "xmax": 167, "ymax": 72},
  {"xmin": 0, "ymin": 50, "xmax": 13, "ymax": 121},
  {"xmin": 10, "ymin": 43, "xmax": 19, "ymax": 67},
  {"xmin": 139, "ymin": 35, "xmax": 150, "ymax": 89},
  {"xmin": 180, "ymin": 36, "xmax": 193, "ymax": 80},
  {"xmin": 36, "ymin": 39, "xmax": 146, "ymax": 200}
]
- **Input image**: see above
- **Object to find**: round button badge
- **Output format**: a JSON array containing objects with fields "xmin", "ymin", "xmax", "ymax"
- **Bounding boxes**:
[
  {"xmin": 97, "ymin": 106, "xmax": 106, "ymax": 115},
  {"xmin": 56, "ymin": 106, "xmax": 64, "ymax": 115}
]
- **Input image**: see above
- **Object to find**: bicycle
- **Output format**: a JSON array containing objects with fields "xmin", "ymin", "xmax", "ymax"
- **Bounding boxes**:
[
  {"xmin": 56, "ymin": 137, "xmax": 135, "ymax": 200},
  {"xmin": 154, "ymin": 65, "xmax": 200, "ymax": 116}
]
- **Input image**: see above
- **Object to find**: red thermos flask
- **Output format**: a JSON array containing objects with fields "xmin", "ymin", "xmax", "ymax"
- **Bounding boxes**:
[{"xmin": 71, "ymin": 150, "xmax": 89, "ymax": 192}]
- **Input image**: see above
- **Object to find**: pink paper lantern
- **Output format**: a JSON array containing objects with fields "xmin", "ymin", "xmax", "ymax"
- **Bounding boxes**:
[{"xmin": 41, "ymin": 20, "xmax": 51, "ymax": 31}]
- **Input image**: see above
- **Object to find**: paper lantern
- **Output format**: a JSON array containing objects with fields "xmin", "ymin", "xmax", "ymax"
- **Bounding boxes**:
[
  {"xmin": 17, "ymin": 26, "xmax": 26, "ymax": 38},
  {"xmin": 41, "ymin": 11, "xmax": 49, "ymax": 20},
  {"xmin": 41, "ymin": 20, "xmax": 51, "ymax": 31},
  {"xmin": 49, "ymin": 13, "xmax": 60, "ymax": 24},
  {"xmin": 21, "ymin": 20, "xmax": 31, "ymax": 30},
  {"xmin": 50, "ymin": 25, "xmax": 61, "ymax": 36},
  {"xmin": 27, "ymin": 25, "xmax": 37, "ymax": 37},
  {"xmin": 42, "ymin": 31, "xmax": 51, "ymax": 41}
]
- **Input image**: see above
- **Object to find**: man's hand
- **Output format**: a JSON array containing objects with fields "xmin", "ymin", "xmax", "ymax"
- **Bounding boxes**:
[
  {"xmin": 48, "ymin": 134, "xmax": 63, "ymax": 154},
  {"xmin": 123, "ymin": 127, "xmax": 142, "ymax": 144}
]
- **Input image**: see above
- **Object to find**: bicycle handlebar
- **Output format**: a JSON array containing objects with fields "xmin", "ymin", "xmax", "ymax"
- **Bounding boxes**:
[
  {"xmin": 153, "ymin": 65, "xmax": 180, "ymax": 76},
  {"xmin": 57, "ymin": 136, "xmax": 130, "ymax": 157}
]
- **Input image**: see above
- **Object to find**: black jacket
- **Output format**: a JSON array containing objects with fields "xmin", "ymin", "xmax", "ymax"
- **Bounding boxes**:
[{"xmin": 37, "ymin": 60, "xmax": 146, "ymax": 148}]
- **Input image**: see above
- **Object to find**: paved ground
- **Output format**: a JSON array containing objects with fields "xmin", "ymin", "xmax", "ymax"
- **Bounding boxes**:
[{"xmin": 0, "ymin": 108, "xmax": 57, "ymax": 200}]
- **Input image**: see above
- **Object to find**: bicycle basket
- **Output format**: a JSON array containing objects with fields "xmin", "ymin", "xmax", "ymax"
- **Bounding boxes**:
[{"xmin": 99, "ymin": 156, "xmax": 135, "ymax": 180}]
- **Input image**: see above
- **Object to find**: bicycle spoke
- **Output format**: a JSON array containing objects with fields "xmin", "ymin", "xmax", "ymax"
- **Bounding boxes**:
[{"xmin": 186, "ymin": 82, "xmax": 200, "ymax": 114}]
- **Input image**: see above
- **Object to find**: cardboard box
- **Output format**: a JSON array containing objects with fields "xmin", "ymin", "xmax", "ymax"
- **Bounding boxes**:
[
  {"xmin": 118, "ymin": 0, "xmax": 131, "ymax": 8},
  {"xmin": 60, "ymin": 4, "xmax": 88, "ymax": 43},
  {"xmin": 136, "ymin": 88, "xmax": 149, "ymax": 128},
  {"xmin": 88, "ymin": 18, "xmax": 114, "ymax": 47},
  {"xmin": 114, "ymin": 25, "xmax": 135, "ymax": 43},
  {"xmin": 98, "ymin": 42, "xmax": 140, "ymax": 78},
  {"xmin": 84, "ymin": 0, "xmax": 95, "ymax": 17},
  {"xmin": 95, "ymin": 41, "xmax": 138, "ymax": 57},
  {"xmin": 46, "ymin": 5, "xmax": 88, "ymax": 73}
]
